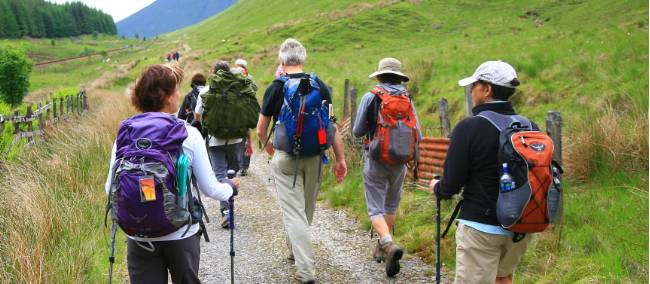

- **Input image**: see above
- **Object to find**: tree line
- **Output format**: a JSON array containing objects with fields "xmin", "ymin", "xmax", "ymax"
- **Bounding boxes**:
[{"xmin": 0, "ymin": 0, "xmax": 117, "ymax": 38}]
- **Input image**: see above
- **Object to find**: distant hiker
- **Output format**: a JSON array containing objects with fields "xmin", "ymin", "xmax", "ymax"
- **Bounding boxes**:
[
  {"xmin": 177, "ymin": 73, "xmax": 207, "ymax": 124},
  {"xmin": 195, "ymin": 60, "xmax": 259, "ymax": 229},
  {"xmin": 175, "ymin": 51, "xmax": 181, "ymax": 61},
  {"xmin": 256, "ymin": 38, "xmax": 348, "ymax": 284},
  {"xmin": 231, "ymin": 58, "xmax": 255, "ymax": 176},
  {"xmin": 431, "ymin": 61, "xmax": 552, "ymax": 284},
  {"xmin": 352, "ymin": 57, "xmax": 422, "ymax": 278},
  {"xmin": 105, "ymin": 64, "xmax": 239, "ymax": 284},
  {"xmin": 166, "ymin": 53, "xmax": 172, "ymax": 62}
]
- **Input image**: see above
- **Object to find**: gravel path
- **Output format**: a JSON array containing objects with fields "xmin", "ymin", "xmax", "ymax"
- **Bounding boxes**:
[{"xmin": 197, "ymin": 153, "xmax": 442, "ymax": 283}]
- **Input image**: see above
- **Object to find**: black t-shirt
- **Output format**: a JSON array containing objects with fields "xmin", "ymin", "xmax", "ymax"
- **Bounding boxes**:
[{"xmin": 260, "ymin": 73, "xmax": 332, "ymax": 121}]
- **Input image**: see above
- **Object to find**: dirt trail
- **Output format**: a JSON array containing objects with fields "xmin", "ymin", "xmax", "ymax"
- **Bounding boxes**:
[{"xmin": 197, "ymin": 154, "xmax": 442, "ymax": 283}]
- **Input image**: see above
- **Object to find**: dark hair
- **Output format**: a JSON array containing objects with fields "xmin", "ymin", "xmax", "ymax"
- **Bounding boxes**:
[
  {"xmin": 191, "ymin": 73, "xmax": 206, "ymax": 87},
  {"xmin": 376, "ymin": 73, "xmax": 406, "ymax": 85},
  {"xmin": 479, "ymin": 78, "xmax": 520, "ymax": 101},
  {"xmin": 131, "ymin": 65, "xmax": 184, "ymax": 112},
  {"xmin": 213, "ymin": 60, "xmax": 230, "ymax": 73}
]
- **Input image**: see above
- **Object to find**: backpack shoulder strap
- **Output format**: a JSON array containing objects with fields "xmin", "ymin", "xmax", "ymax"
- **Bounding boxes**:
[
  {"xmin": 370, "ymin": 86, "xmax": 390, "ymax": 100},
  {"xmin": 477, "ymin": 110, "xmax": 532, "ymax": 132}
]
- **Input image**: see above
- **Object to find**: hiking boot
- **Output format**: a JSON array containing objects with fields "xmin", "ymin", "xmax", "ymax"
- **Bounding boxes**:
[
  {"xmin": 240, "ymin": 169, "xmax": 248, "ymax": 176},
  {"xmin": 382, "ymin": 241, "xmax": 404, "ymax": 278},
  {"xmin": 221, "ymin": 210, "xmax": 230, "ymax": 229},
  {"xmin": 294, "ymin": 273, "xmax": 315, "ymax": 284},
  {"xmin": 372, "ymin": 240, "xmax": 385, "ymax": 263},
  {"xmin": 288, "ymin": 250, "xmax": 295, "ymax": 262}
]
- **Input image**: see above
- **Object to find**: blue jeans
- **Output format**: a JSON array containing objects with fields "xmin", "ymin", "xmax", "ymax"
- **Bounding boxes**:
[{"xmin": 207, "ymin": 142, "xmax": 242, "ymax": 213}]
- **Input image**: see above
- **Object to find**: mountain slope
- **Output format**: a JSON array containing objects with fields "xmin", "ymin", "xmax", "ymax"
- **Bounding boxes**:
[{"xmin": 116, "ymin": 0, "xmax": 236, "ymax": 38}]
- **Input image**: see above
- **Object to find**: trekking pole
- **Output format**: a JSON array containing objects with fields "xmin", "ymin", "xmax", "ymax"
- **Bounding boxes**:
[
  {"xmin": 436, "ymin": 195, "xmax": 441, "ymax": 284},
  {"xmin": 434, "ymin": 175, "xmax": 441, "ymax": 284},
  {"xmin": 227, "ymin": 169, "xmax": 236, "ymax": 284},
  {"xmin": 108, "ymin": 222, "xmax": 117, "ymax": 284}
]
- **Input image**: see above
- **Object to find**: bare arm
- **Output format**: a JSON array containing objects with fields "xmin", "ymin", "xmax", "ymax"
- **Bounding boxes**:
[
  {"xmin": 331, "ymin": 125, "xmax": 347, "ymax": 182},
  {"xmin": 256, "ymin": 114, "xmax": 274, "ymax": 155}
]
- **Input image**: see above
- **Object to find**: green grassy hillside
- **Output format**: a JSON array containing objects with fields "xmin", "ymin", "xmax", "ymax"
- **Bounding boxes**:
[
  {"xmin": 159, "ymin": 0, "xmax": 648, "ymax": 282},
  {"xmin": 0, "ymin": 0, "xmax": 646, "ymax": 282}
]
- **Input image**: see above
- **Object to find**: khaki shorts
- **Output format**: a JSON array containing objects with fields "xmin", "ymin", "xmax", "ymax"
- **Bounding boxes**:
[{"xmin": 454, "ymin": 223, "xmax": 533, "ymax": 284}]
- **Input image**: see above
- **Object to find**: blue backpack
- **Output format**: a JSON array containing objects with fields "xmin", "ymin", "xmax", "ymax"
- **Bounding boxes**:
[{"xmin": 272, "ymin": 73, "xmax": 335, "ymax": 157}]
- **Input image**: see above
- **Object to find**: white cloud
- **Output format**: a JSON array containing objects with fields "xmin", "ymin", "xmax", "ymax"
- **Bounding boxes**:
[{"xmin": 45, "ymin": 0, "xmax": 155, "ymax": 22}]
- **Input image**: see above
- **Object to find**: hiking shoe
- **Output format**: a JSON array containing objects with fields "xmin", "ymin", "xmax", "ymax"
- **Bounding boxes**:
[
  {"xmin": 240, "ymin": 169, "xmax": 248, "ymax": 176},
  {"xmin": 288, "ymin": 251, "xmax": 295, "ymax": 262},
  {"xmin": 372, "ymin": 240, "xmax": 385, "ymax": 263},
  {"xmin": 294, "ymin": 274, "xmax": 315, "ymax": 284},
  {"xmin": 221, "ymin": 211, "xmax": 230, "ymax": 229},
  {"xmin": 382, "ymin": 241, "xmax": 404, "ymax": 278}
]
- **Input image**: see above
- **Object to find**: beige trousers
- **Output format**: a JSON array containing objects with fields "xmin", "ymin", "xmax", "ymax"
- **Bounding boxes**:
[
  {"xmin": 454, "ymin": 224, "xmax": 533, "ymax": 284},
  {"xmin": 272, "ymin": 151, "xmax": 323, "ymax": 280}
]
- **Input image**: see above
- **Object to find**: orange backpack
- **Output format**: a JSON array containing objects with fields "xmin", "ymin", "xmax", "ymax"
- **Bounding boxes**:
[
  {"xmin": 478, "ymin": 111, "xmax": 561, "ymax": 234},
  {"xmin": 367, "ymin": 86, "xmax": 419, "ymax": 165}
]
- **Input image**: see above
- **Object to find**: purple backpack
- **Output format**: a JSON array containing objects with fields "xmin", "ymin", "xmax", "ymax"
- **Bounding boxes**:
[{"xmin": 106, "ymin": 112, "xmax": 192, "ymax": 238}]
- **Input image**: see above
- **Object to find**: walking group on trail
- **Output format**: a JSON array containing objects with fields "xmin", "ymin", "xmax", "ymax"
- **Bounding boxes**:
[{"xmin": 105, "ymin": 37, "xmax": 561, "ymax": 284}]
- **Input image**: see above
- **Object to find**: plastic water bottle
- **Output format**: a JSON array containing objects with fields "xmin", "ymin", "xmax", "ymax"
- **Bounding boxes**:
[{"xmin": 499, "ymin": 163, "xmax": 515, "ymax": 192}]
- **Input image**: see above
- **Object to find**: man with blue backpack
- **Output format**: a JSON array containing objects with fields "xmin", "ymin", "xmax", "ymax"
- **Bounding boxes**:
[{"xmin": 256, "ymin": 38, "xmax": 347, "ymax": 284}]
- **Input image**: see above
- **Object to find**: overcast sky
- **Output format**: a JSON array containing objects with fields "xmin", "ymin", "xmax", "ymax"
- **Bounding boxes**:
[{"xmin": 46, "ymin": 0, "xmax": 155, "ymax": 22}]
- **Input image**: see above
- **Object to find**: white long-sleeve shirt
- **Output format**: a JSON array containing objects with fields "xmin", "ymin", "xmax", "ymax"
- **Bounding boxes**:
[{"xmin": 105, "ymin": 120, "xmax": 234, "ymax": 242}]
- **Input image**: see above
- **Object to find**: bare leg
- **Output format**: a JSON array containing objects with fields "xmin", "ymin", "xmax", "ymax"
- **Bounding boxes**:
[{"xmin": 496, "ymin": 275, "xmax": 513, "ymax": 284}]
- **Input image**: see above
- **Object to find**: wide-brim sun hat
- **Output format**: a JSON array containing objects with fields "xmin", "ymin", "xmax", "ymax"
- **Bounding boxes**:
[
  {"xmin": 368, "ymin": 57, "xmax": 410, "ymax": 82},
  {"xmin": 458, "ymin": 60, "xmax": 518, "ymax": 88}
]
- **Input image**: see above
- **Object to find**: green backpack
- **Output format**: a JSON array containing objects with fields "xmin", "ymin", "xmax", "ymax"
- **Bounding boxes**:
[{"xmin": 201, "ymin": 70, "xmax": 260, "ymax": 139}]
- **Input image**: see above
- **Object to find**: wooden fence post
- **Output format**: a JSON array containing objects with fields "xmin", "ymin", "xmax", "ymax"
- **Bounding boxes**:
[
  {"xmin": 546, "ymin": 111, "xmax": 563, "ymax": 167},
  {"xmin": 546, "ymin": 110, "xmax": 563, "ymax": 251},
  {"xmin": 464, "ymin": 86, "xmax": 474, "ymax": 117},
  {"xmin": 26, "ymin": 105, "xmax": 33, "ymax": 144},
  {"xmin": 13, "ymin": 110, "xmax": 20, "ymax": 141},
  {"xmin": 349, "ymin": 88, "xmax": 357, "ymax": 136},
  {"xmin": 45, "ymin": 99, "xmax": 51, "ymax": 127},
  {"xmin": 439, "ymin": 98, "xmax": 451, "ymax": 137},
  {"xmin": 0, "ymin": 115, "xmax": 4, "ymax": 135},
  {"xmin": 37, "ymin": 101, "xmax": 44, "ymax": 134},
  {"xmin": 343, "ymin": 79, "xmax": 350, "ymax": 118},
  {"xmin": 77, "ymin": 92, "xmax": 82, "ymax": 113},
  {"xmin": 83, "ymin": 91, "xmax": 88, "ymax": 111},
  {"xmin": 53, "ymin": 98, "xmax": 58, "ymax": 124},
  {"xmin": 59, "ymin": 97, "xmax": 64, "ymax": 120}
]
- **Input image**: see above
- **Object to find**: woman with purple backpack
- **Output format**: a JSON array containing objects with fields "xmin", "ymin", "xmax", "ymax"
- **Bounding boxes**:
[{"xmin": 104, "ymin": 64, "xmax": 240, "ymax": 283}]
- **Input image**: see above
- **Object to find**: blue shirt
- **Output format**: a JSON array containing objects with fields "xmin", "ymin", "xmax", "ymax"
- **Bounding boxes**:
[{"xmin": 458, "ymin": 219, "xmax": 513, "ymax": 237}]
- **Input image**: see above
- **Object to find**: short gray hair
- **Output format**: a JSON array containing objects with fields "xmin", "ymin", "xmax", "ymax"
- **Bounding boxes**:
[{"xmin": 278, "ymin": 38, "xmax": 307, "ymax": 66}]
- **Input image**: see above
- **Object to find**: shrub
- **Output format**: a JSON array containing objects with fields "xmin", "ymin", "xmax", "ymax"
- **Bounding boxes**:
[{"xmin": 0, "ymin": 47, "xmax": 32, "ymax": 107}]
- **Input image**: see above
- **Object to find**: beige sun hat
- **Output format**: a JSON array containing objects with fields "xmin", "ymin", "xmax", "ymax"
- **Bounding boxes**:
[{"xmin": 368, "ymin": 57, "xmax": 410, "ymax": 82}]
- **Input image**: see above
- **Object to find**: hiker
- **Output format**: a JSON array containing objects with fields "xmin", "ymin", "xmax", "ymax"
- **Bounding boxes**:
[
  {"xmin": 175, "ymin": 51, "xmax": 181, "ymax": 61},
  {"xmin": 104, "ymin": 64, "xmax": 240, "ymax": 284},
  {"xmin": 352, "ymin": 57, "xmax": 422, "ymax": 278},
  {"xmin": 256, "ymin": 38, "xmax": 347, "ymax": 284},
  {"xmin": 430, "ymin": 61, "xmax": 535, "ymax": 284},
  {"xmin": 195, "ymin": 60, "xmax": 258, "ymax": 229},
  {"xmin": 166, "ymin": 53, "xmax": 172, "ymax": 62},
  {"xmin": 177, "ymin": 73, "xmax": 206, "ymax": 124},
  {"xmin": 231, "ymin": 58, "xmax": 254, "ymax": 176}
]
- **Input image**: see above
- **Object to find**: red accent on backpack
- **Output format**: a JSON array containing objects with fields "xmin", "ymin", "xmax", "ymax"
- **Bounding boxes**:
[
  {"xmin": 369, "ymin": 86, "xmax": 419, "ymax": 165},
  {"xmin": 507, "ymin": 131, "xmax": 554, "ymax": 233}
]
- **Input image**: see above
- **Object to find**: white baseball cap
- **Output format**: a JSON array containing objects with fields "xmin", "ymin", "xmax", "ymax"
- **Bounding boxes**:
[
  {"xmin": 458, "ymin": 60, "xmax": 518, "ymax": 88},
  {"xmin": 234, "ymin": 58, "xmax": 247, "ymax": 67}
]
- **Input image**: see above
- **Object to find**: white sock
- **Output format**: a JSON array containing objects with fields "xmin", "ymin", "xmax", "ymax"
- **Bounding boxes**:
[{"xmin": 379, "ymin": 235, "xmax": 393, "ymax": 246}]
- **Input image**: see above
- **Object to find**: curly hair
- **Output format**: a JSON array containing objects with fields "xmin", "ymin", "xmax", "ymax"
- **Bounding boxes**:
[{"xmin": 131, "ymin": 64, "xmax": 184, "ymax": 112}]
